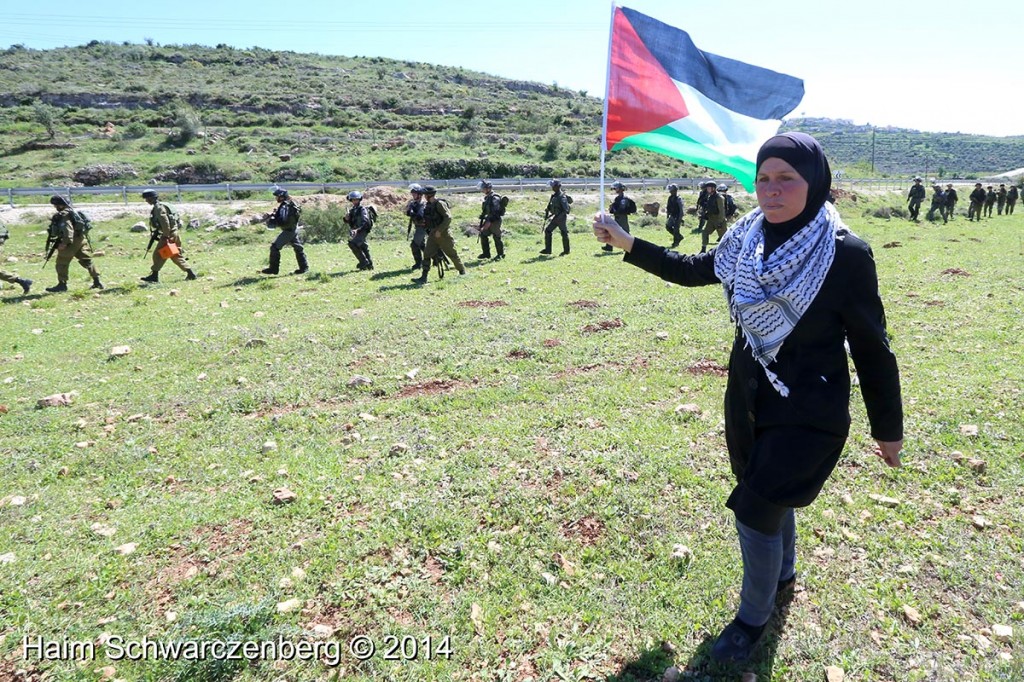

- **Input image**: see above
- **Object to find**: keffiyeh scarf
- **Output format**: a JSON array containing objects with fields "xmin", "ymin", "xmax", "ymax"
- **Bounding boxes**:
[{"xmin": 713, "ymin": 202, "xmax": 848, "ymax": 396}]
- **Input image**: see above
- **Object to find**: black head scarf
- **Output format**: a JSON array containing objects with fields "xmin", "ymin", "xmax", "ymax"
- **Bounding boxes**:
[{"xmin": 755, "ymin": 132, "xmax": 832, "ymax": 255}]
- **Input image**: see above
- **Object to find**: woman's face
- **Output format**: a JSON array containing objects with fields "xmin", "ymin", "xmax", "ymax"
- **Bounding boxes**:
[{"xmin": 756, "ymin": 157, "xmax": 809, "ymax": 223}]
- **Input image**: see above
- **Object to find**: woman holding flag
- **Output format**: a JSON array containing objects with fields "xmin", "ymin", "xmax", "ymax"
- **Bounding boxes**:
[{"xmin": 594, "ymin": 132, "xmax": 904, "ymax": 663}]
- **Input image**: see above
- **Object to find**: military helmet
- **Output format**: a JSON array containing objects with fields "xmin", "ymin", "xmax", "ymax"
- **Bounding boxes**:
[
  {"xmin": 717, "ymin": 183, "xmax": 728, "ymax": 192},
  {"xmin": 49, "ymin": 194, "xmax": 70, "ymax": 206},
  {"xmin": 548, "ymin": 179, "xmax": 562, "ymax": 188},
  {"xmin": 478, "ymin": 180, "xmax": 493, "ymax": 190},
  {"xmin": 610, "ymin": 181, "xmax": 625, "ymax": 190},
  {"xmin": 347, "ymin": 190, "xmax": 363, "ymax": 201},
  {"xmin": 272, "ymin": 187, "xmax": 288, "ymax": 197},
  {"xmin": 666, "ymin": 183, "xmax": 678, "ymax": 191},
  {"xmin": 422, "ymin": 185, "xmax": 437, "ymax": 195},
  {"xmin": 913, "ymin": 177, "xmax": 923, "ymax": 182},
  {"xmin": 408, "ymin": 183, "xmax": 423, "ymax": 193},
  {"xmin": 140, "ymin": 189, "xmax": 158, "ymax": 199}
]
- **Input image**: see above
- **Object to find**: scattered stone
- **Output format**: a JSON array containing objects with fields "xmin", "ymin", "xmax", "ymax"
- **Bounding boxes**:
[
  {"xmin": 405, "ymin": 368, "xmax": 420, "ymax": 379},
  {"xmin": 992, "ymin": 624, "xmax": 1013, "ymax": 642},
  {"xmin": 7, "ymin": 495, "xmax": 27, "ymax": 507},
  {"xmin": 825, "ymin": 666, "xmax": 845, "ymax": 682},
  {"xmin": 245, "ymin": 338, "xmax": 268, "ymax": 349},
  {"xmin": 165, "ymin": 611, "xmax": 178, "ymax": 623},
  {"xmin": 108, "ymin": 345, "xmax": 131, "ymax": 359},
  {"xmin": 0, "ymin": 404, "xmax": 7, "ymax": 414},
  {"xmin": 37, "ymin": 392, "xmax": 77, "ymax": 408},
  {"xmin": 671, "ymin": 544, "xmax": 694, "ymax": 563},
  {"xmin": 348, "ymin": 375, "xmax": 373, "ymax": 387},
  {"xmin": 674, "ymin": 403, "xmax": 702, "ymax": 417},
  {"xmin": 235, "ymin": 377, "xmax": 248, "ymax": 385},
  {"xmin": 959, "ymin": 424, "xmax": 979, "ymax": 437},
  {"xmin": 262, "ymin": 440, "xmax": 278, "ymax": 454},
  {"xmin": 0, "ymin": 552, "xmax": 15, "ymax": 564},
  {"xmin": 130, "ymin": 222, "xmax": 148, "ymax": 233},
  {"xmin": 276, "ymin": 598, "xmax": 303, "ymax": 614},
  {"xmin": 662, "ymin": 666, "xmax": 681, "ymax": 682},
  {"xmin": 291, "ymin": 567, "xmax": 306, "ymax": 581},
  {"xmin": 972, "ymin": 515, "xmax": 989, "ymax": 529},
  {"xmin": 95, "ymin": 665, "xmax": 117, "ymax": 680},
  {"xmin": 58, "ymin": 466, "xmax": 70, "ymax": 477},
  {"xmin": 902, "ymin": 604, "xmax": 922, "ymax": 625},
  {"xmin": 272, "ymin": 487, "xmax": 297, "ymax": 505},
  {"xmin": 868, "ymin": 493, "xmax": 900, "ymax": 508},
  {"xmin": 312, "ymin": 624, "xmax": 335, "ymax": 638},
  {"xmin": 967, "ymin": 458, "xmax": 987, "ymax": 473},
  {"xmin": 389, "ymin": 443, "xmax": 409, "ymax": 456},
  {"xmin": 278, "ymin": 577, "xmax": 294, "ymax": 590},
  {"xmin": 841, "ymin": 493, "xmax": 855, "ymax": 505},
  {"xmin": 655, "ymin": 331, "xmax": 670, "ymax": 340},
  {"xmin": 90, "ymin": 524, "xmax": 116, "ymax": 538},
  {"xmin": 359, "ymin": 412, "xmax": 377, "ymax": 422},
  {"xmin": 540, "ymin": 572, "xmax": 558, "ymax": 586},
  {"xmin": 113, "ymin": 543, "xmax": 138, "ymax": 556}
]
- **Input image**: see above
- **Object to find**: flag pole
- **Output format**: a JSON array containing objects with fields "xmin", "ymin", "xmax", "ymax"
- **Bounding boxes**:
[{"xmin": 599, "ymin": 1, "xmax": 616, "ymax": 219}]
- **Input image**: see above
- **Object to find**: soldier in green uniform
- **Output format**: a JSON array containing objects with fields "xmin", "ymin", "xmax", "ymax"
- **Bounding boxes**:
[
  {"xmin": 344, "ymin": 190, "xmax": 375, "ymax": 271},
  {"xmin": 405, "ymin": 183, "xmax": 427, "ymax": 270},
  {"xmin": 139, "ymin": 189, "xmax": 196, "ymax": 283},
  {"xmin": 1007, "ymin": 185, "xmax": 1018, "ymax": 215},
  {"xmin": 996, "ymin": 184, "xmax": 1007, "ymax": 215},
  {"xmin": 476, "ymin": 180, "xmax": 505, "ymax": 261},
  {"xmin": 540, "ymin": 179, "xmax": 571, "ymax": 256},
  {"xmin": 0, "ymin": 220, "xmax": 32, "ymax": 295},
  {"xmin": 45, "ymin": 195, "xmax": 103, "ymax": 293},
  {"xmin": 700, "ymin": 182, "xmax": 727, "ymax": 253},
  {"xmin": 412, "ymin": 186, "xmax": 466, "ymax": 284},
  {"xmin": 262, "ymin": 187, "xmax": 307, "ymax": 275}
]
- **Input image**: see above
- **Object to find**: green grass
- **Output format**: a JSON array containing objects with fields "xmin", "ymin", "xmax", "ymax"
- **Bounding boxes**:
[{"xmin": 1, "ymin": 192, "xmax": 1022, "ymax": 681}]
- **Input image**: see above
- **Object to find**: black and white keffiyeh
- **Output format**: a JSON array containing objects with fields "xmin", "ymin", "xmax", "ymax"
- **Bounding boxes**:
[{"xmin": 713, "ymin": 201, "xmax": 849, "ymax": 396}]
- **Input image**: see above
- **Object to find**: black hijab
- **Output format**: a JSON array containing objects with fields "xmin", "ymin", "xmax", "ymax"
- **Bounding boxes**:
[{"xmin": 756, "ymin": 132, "xmax": 832, "ymax": 256}]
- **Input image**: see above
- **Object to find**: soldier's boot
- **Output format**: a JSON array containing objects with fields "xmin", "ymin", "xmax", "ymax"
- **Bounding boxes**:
[
  {"xmin": 493, "ymin": 235, "xmax": 505, "ymax": 260},
  {"xmin": 602, "ymin": 244, "xmax": 614, "ymax": 252},
  {"xmin": 185, "ymin": 269, "xmax": 198, "ymax": 281},
  {"xmin": 262, "ymin": 247, "xmax": 281, "ymax": 275},
  {"xmin": 90, "ymin": 276, "xmax": 104, "ymax": 290},
  {"xmin": 411, "ymin": 243, "xmax": 423, "ymax": 270},
  {"xmin": 16, "ymin": 278, "xmax": 32, "ymax": 295},
  {"xmin": 45, "ymin": 282, "xmax": 67, "ymax": 293},
  {"xmin": 140, "ymin": 272, "xmax": 159, "ymax": 283},
  {"xmin": 477, "ymin": 235, "xmax": 491, "ymax": 259},
  {"xmin": 293, "ymin": 247, "xmax": 309, "ymax": 275},
  {"xmin": 361, "ymin": 245, "xmax": 373, "ymax": 271},
  {"xmin": 539, "ymin": 232, "xmax": 553, "ymax": 255},
  {"xmin": 411, "ymin": 263, "xmax": 429, "ymax": 284},
  {"xmin": 560, "ymin": 232, "xmax": 571, "ymax": 256}
]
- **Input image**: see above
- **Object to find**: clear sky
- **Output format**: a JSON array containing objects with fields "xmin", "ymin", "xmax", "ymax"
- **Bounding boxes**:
[{"xmin": 4, "ymin": 0, "xmax": 1023, "ymax": 137}]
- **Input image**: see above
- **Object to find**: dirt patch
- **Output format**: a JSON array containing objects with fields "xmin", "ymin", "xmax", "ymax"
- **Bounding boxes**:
[
  {"xmin": 561, "ymin": 516, "xmax": 605, "ymax": 546},
  {"xmin": 0, "ymin": 659, "xmax": 45, "ymax": 682},
  {"xmin": 687, "ymin": 360, "xmax": 729, "ymax": 377},
  {"xmin": 542, "ymin": 339, "xmax": 563, "ymax": 347},
  {"xmin": 581, "ymin": 318, "xmax": 624, "ymax": 334},
  {"xmin": 459, "ymin": 300, "xmax": 509, "ymax": 308},
  {"xmin": 924, "ymin": 300, "xmax": 946, "ymax": 307},
  {"xmin": 551, "ymin": 363, "xmax": 605, "ymax": 379},
  {"xmin": 393, "ymin": 379, "xmax": 466, "ymax": 399},
  {"xmin": 940, "ymin": 268, "xmax": 971, "ymax": 277},
  {"xmin": 883, "ymin": 241, "xmax": 902, "ymax": 248},
  {"xmin": 424, "ymin": 556, "xmax": 445, "ymax": 585},
  {"xmin": 568, "ymin": 300, "xmax": 600, "ymax": 309},
  {"xmin": 508, "ymin": 349, "xmax": 533, "ymax": 359}
]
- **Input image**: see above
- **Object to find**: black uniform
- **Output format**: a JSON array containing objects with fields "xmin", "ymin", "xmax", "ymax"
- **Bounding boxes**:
[
  {"xmin": 907, "ymin": 183, "xmax": 926, "ymax": 221},
  {"xmin": 665, "ymin": 193, "xmax": 684, "ymax": 247},
  {"xmin": 266, "ymin": 199, "xmax": 307, "ymax": 274},
  {"xmin": 345, "ymin": 204, "xmax": 373, "ymax": 270}
]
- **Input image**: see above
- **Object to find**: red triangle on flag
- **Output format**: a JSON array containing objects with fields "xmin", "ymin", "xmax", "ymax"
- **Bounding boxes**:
[{"xmin": 606, "ymin": 7, "xmax": 690, "ymax": 149}]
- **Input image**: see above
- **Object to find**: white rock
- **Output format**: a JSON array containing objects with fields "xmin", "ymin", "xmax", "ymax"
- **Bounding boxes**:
[
  {"xmin": 8, "ymin": 495, "xmax": 27, "ymax": 507},
  {"xmin": 113, "ymin": 543, "xmax": 137, "ymax": 556},
  {"xmin": 671, "ymin": 544, "xmax": 694, "ymax": 562},
  {"xmin": 312, "ymin": 624, "xmax": 335, "ymax": 638},
  {"xmin": 348, "ymin": 375, "xmax": 373, "ymax": 387},
  {"xmin": 992, "ymin": 624, "xmax": 1013, "ymax": 642},
  {"xmin": 291, "ymin": 567, "xmax": 307, "ymax": 581},
  {"xmin": 262, "ymin": 440, "xmax": 278, "ymax": 453},
  {"xmin": 662, "ymin": 665, "xmax": 681, "ymax": 682},
  {"xmin": 825, "ymin": 665, "xmax": 845, "ymax": 682},
  {"xmin": 276, "ymin": 598, "xmax": 303, "ymax": 614},
  {"xmin": 278, "ymin": 577, "xmax": 294, "ymax": 590},
  {"xmin": 0, "ymin": 552, "xmax": 15, "ymax": 564},
  {"xmin": 109, "ymin": 346, "xmax": 131, "ymax": 358}
]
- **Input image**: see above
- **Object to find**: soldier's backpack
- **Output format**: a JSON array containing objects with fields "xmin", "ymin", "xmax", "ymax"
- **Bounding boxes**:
[
  {"xmin": 366, "ymin": 205, "xmax": 378, "ymax": 228},
  {"xmin": 161, "ymin": 203, "xmax": 183, "ymax": 231},
  {"xmin": 724, "ymin": 195, "xmax": 737, "ymax": 219},
  {"xmin": 289, "ymin": 200, "xmax": 302, "ymax": 224},
  {"xmin": 498, "ymin": 195, "xmax": 509, "ymax": 216},
  {"xmin": 565, "ymin": 194, "xmax": 574, "ymax": 212},
  {"xmin": 70, "ymin": 210, "xmax": 93, "ymax": 236}
]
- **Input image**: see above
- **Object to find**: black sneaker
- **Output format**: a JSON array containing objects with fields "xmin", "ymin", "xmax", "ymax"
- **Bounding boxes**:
[
  {"xmin": 18, "ymin": 278, "xmax": 32, "ymax": 295},
  {"xmin": 411, "ymin": 275, "xmax": 427, "ymax": 285},
  {"xmin": 539, "ymin": 249, "xmax": 552, "ymax": 255},
  {"xmin": 476, "ymin": 253, "xmax": 490, "ymax": 260},
  {"xmin": 90, "ymin": 279, "xmax": 104, "ymax": 290},
  {"xmin": 710, "ymin": 619, "xmax": 765, "ymax": 664}
]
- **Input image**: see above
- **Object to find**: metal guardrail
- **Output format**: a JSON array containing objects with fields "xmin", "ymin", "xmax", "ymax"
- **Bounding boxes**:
[{"xmin": 7, "ymin": 176, "xmax": 1014, "ymax": 207}]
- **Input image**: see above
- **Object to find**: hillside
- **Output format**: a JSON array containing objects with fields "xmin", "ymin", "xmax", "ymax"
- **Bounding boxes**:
[{"xmin": 0, "ymin": 42, "xmax": 1021, "ymax": 188}]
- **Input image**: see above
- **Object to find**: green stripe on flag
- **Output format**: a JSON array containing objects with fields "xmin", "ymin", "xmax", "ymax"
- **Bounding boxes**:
[{"xmin": 611, "ymin": 125, "xmax": 757, "ymax": 191}]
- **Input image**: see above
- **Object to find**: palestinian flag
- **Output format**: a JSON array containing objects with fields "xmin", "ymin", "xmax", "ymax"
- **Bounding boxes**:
[{"xmin": 605, "ymin": 6, "xmax": 804, "ymax": 190}]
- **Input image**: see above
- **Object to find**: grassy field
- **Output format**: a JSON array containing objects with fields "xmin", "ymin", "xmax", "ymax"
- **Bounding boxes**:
[{"xmin": 1, "ymin": 191, "xmax": 1022, "ymax": 682}]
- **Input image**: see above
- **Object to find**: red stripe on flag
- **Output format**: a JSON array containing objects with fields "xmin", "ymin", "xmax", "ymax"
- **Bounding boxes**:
[{"xmin": 606, "ymin": 7, "xmax": 690, "ymax": 150}]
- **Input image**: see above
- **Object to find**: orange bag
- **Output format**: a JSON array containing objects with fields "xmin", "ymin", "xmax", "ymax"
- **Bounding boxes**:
[{"xmin": 158, "ymin": 242, "xmax": 180, "ymax": 259}]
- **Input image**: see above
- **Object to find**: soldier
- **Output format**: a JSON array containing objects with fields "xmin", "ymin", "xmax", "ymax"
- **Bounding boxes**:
[
  {"xmin": 926, "ymin": 184, "xmax": 947, "ymax": 224},
  {"xmin": 140, "ymin": 189, "xmax": 196, "ymax": 283},
  {"xmin": 476, "ymin": 180, "xmax": 505, "ymax": 261},
  {"xmin": 700, "ymin": 182, "xmax": 727, "ymax": 253},
  {"xmin": 541, "ymin": 179, "xmax": 572, "ymax": 256},
  {"xmin": 412, "ymin": 186, "xmax": 465, "ymax": 284},
  {"xmin": 996, "ymin": 184, "xmax": 1007, "ymax": 215},
  {"xmin": 968, "ymin": 183, "xmax": 986, "ymax": 221},
  {"xmin": 664, "ymin": 183, "xmax": 683, "ymax": 248},
  {"xmin": 343, "ymin": 191, "xmax": 374, "ymax": 271},
  {"xmin": 45, "ymin": 195, "xmax": 103, "ymax": 293},
  {"xmin": 1007, "ymin": 185, "xmax": 1019, "ymax": 215},
  {"xmin": 906, "ymin": 177, "xmax": 926, "ymax": 222},
  {"xmin": 604, "ymin": 181, "xmax": 636, "ymax": 252},
  {"xmin": 262, "ymin": 187, "xmax": 307, "ymax": 275},
  {"xmin": 984, "ymin": 185, "xmax": 996, "ymax": 218},
  {"xmin": 719, "ymin": 183, "xmax": 738, "ymax": 222},
  {"xmin": 694, "ymin": 180, "xmax": 711, "ymax": 234},
  {"xmin": 945, "ymin": 184, "xmax": 958, "ymax": 220},
  {"xmin": 0, "ymin": 220, "xmax": 32, "ymax": 296},
  {"xmin": 405, "ymin": 183, "xmax": 427, "ymax": 270}
]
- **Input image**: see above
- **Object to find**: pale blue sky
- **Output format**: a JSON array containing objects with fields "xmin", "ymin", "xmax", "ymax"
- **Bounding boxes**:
[{"xmin": 4, "ymin": 0, "xmax": 1022, "ymax": 136}]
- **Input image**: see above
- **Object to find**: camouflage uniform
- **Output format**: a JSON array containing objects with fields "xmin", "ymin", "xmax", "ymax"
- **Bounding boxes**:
[
  {"xmin": 0, "ymin": 222, "xmax": 32, "ymax": 295},
  {"xmin": 700, "ymin": 187, "xmax": 727, "ymax": 253},
  {"xmin": 926, "ymin": 186, "xmax": 947, "ymax": 223},
  {"xmin": 406, "ymin": 193, "xmax": 427, "ymax": 269},
  {"xmin": 1007, "ymin": 185, "xmax": 1018, "ymax": 215},
  {"xmin": 944, "ymin": 185, "xmax": 958, "ymax": 220},
  {"xmin": 345, "ymin": 202, "xmax": 374, "ymax": 270},
  {"xmin": 665, "ymin": 188, "xmax": 683, "ymax": 248},
  {"xmin": 968, "ymin": 185, "xmax": 986, "ymax": 221},
  {"xmin": 477, "ymin": 190, "xmax": 505, "ymax": 260},
  {"xmin": 542, "ymin": 189, "xmax": 572, "ymax": 255},
  {"xmin": 695, "ymin": 183, "xmax": 710, "ymax": 233},
  {"xmin": 47, "ymin": 204, "xmax": 102, "ymax": 292},
  {"xmin": 264, "ymin": 195, "xmax": 307, "ymax": 274},
  {"xmin": 984, "ymin": 187, "xmax": 996, "ymax": 217},
  {"xmin": 144, "ymin": 200, "xmax": 195, "ymax": 281},
  {"xmin": 996, "ymin": 185, "xmax": 1007, "ymax": 215},
  {"xmin": 413, "ymin": 192, "xmax": 465, "ymax": 284}
]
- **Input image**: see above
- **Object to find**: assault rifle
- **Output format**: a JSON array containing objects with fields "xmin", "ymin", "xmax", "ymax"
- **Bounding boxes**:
[
  {"xmin": 143, "ymin": 229, "xmax": 158, "ymax": 259},
  {"xmin": 42, "ymin": 235, "xmax": 59, "ymax": 269}
]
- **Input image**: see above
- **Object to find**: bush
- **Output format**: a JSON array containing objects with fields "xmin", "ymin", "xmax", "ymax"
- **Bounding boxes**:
[
  {"xmin": 123, "ymin": 122, "xmax": 148, "ymax": 139},
  {"xmin": 300, "ymin": 204, "xmax": 350, "ymax": 243}
]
